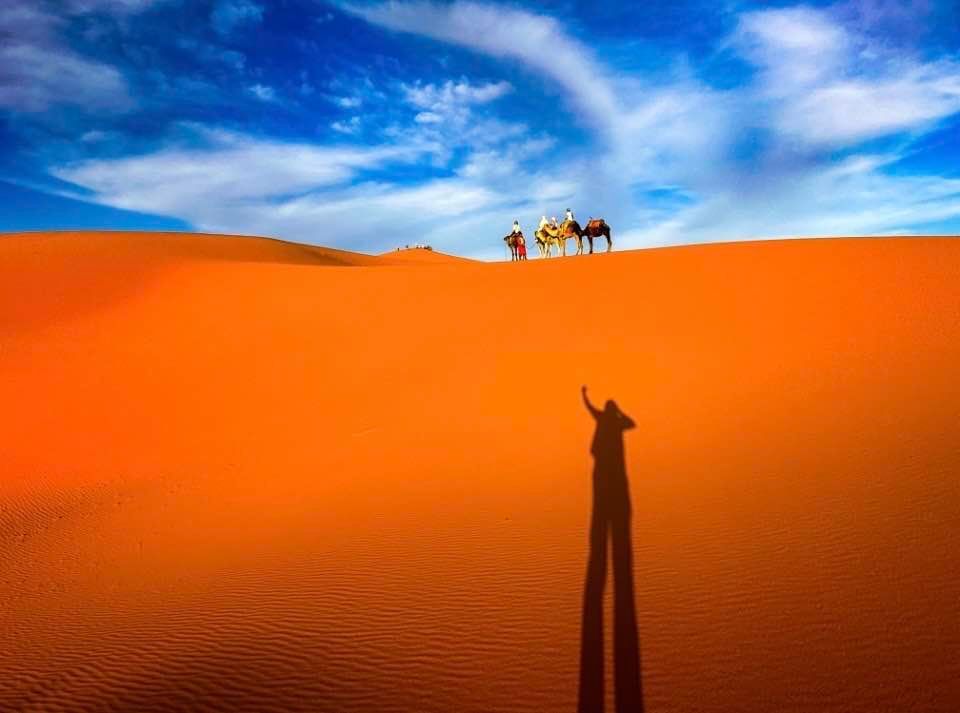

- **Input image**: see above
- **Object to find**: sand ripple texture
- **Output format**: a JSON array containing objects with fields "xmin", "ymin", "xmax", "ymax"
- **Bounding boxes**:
[{"xmin": 2, "ymin": 232, "xmax": 960, "ymax": 712}]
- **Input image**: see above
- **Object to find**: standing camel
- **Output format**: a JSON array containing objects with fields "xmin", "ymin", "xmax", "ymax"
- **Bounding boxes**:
[
  {"xmin": 583, "ymin": 219, "xmax": 613, "ymax": 253},
  {"xmin": 560, "ymin": 219, "xmax": 585, "ymax": 256},
  {"xmin": 503, "ymin": 233, "xmax": 520, "ymax": 261},
  {"xmin": 534, "ymin": 229, "xmax": 549, "ymax": 257},
  {"xmin": 536, "ymin": 220, "xmax": 585, "ymax": 257},
  {"xmin": 535, "ymin": 224, "xmax": 561, "ymax": 257}
]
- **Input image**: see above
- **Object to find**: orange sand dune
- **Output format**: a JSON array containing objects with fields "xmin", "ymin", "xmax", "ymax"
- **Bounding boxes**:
[
  {"xmin": 378, "ymin": 246, "xmax": 475, "ymax": 264},
  {"xmin": 2, "ymin": 231, "xmax": 959, "ymax": 712}
]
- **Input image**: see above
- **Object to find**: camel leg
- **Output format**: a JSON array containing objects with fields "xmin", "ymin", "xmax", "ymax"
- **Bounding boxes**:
[
  {"xmin": 606, "ymin": 232, "xmax": 612, "ymax": 252},
  {"xmin": 589, "ymin": 236, "xmax": 594, "ymax": 254}
]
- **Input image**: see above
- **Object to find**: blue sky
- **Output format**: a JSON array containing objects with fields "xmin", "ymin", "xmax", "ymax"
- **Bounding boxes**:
[{"xmin": 2, "ymin": 0, "xmax": 959, "ymax": 258}]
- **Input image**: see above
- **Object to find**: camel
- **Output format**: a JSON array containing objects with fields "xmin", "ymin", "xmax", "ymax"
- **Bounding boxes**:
[
  {"xmin": 535, "ymin": 224, "xmax": 561, "ymax": 257},
  {"xmin": 583, "ymin": 218, "xmax": 612, "ymax": 253},
  {"xmin": 533, "ymin": 229, "xmax": 549, "ymax": 257},
  {"xmin": 536, "ymin": 220, "xmax": 584, "ymax": 257},
  {"xmin": 503, "ymin": 232, "xmax": 528, "ymax": 261},
  {"xmin": 503, "ymin": 233, "xmax": 520, "ymax": 261},
  {"xmin": 560, "ymin": 219, "xmax": 585, "ymax": 256}
]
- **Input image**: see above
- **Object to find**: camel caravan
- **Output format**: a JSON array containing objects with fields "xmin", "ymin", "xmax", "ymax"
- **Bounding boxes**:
[{"xmin": 503, "ymin": 209, "xmax": 612, "ymax": 261}]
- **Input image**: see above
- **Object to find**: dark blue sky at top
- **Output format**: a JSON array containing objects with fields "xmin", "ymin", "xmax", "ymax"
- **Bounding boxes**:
[{"xmin": 2, "ymin": 0, "xmax": 959, "ymax": 255}]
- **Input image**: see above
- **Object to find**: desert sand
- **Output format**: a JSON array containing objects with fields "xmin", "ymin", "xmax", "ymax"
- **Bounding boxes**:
[{"xmin": 2, "ymin": 230, "xmax": 959, "ymax": 712}]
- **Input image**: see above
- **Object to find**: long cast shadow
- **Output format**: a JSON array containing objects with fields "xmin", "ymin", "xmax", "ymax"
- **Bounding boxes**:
[{"xmin": 577, "ymin": 387, "xmax": 644, "ymax": 713}]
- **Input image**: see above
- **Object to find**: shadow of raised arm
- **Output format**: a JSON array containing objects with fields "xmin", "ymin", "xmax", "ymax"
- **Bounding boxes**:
[{"xmin": 581, "ymin": 385, "xmax": 601, "ymax": 419}]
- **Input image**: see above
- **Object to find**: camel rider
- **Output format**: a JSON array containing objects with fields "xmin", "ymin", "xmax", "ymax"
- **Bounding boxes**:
[
  {"xmin": 538, "ymin": 215, "xmax": 549, "ymax": 231},
  {"xmin": 510, "ymin": 219, "xmax": 522, "ymax": 236},
  {"xmin": 551, "ymin": 216, "xmax": 559, "ymax": 228},
  {"xmin": 565, "ymin": 208, "xmax": 575, "ymax": 223}
]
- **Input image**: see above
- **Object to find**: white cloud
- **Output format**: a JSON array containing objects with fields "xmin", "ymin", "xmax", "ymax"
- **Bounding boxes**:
[
  {"xmin": 619, "ymin": 154, "xmax": 960, "ymax": 249},
  {"xmin": 0, "ymin": 1, "xmax": 134, "ymax": 112},
  {"xmin": 398, "ymin": 79, "xmax": 512, "ymax": 129},
  {"xmin": 81, "ymin": 130, "xmax": 110, "ymax": 142},
  {"xmin": 331, "ymin": 117, "xmax": 362, "ymax": 134},
  {"xmin": 248, "ymin": 84, "xmax": 278, "ymax": 102},
  {"xmin": 734, "ymin": 6, "xmax": 960, "ymax": 146},
  {"xmin": 414, "ymin": 112, "xmax": 443, "ymax": 124},
  {"xmin": 53, "ymin": 126, "xmax": 433, "ymax": 216},
  {"xmin": 341, "ymin": 1, "xmax": 617, "ymax": 131},
  {"xmin": 402, "ymin": 79, "xmax": 512, "ymax": 109},
  {"xmin": 0, "ymin": 38, "xmax": 130, "ymax": 112},
  {"xmin": 342, "ymin": 2, "xmax": 735, "ymax": 200},
  {"xmin": 50, "ymin": 118, "xmax": 570, "ymax": 254},
  {"xmin": 211, "ymin": 0, "xmax": 264, "ymax": 36},
  {"xmin": 734, "ymin": 6, "xmax": 851, "ymax": 92}
]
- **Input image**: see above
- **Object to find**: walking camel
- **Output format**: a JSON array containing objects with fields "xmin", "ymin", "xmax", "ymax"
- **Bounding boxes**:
[{"xmin": 535, "ymin": 220, "xmax": 585, "ymax": 257}]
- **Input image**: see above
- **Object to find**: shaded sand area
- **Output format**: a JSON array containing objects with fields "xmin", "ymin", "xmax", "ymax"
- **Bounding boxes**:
[{"xmin": 2, "ymin": 230, "xmax": 959, "ymax": 712}]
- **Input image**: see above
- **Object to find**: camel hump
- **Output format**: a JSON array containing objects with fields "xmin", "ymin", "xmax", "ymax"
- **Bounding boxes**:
[{"xmin": 587, "ymin": 218, "xmax": 605, "ymax": 229}]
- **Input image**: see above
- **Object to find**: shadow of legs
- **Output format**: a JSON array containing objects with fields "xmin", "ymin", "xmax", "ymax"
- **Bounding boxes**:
[
  {"xmin": 612, "ymin": 516, "xmax": 643, "ymax": 713},
  {"xmin": 577, "ymin": 513, "xmax": 607, "ymax": 713}
]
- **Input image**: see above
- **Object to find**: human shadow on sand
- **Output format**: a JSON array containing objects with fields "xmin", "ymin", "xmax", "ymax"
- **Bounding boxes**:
[{"xmin": 577, "ymin": 386, "xmax": 644, "ymax": 713}]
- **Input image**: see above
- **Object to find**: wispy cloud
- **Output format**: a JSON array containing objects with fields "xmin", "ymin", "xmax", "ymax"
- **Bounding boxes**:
[
  {"xmin": 341, "ymin": 1, "xmax": 617, "ymax": 131},
  {"xmin": 0, "ymin": 2, "xmax": 131, "ymax": 112},
  {"xmin": 53, "ymin": 126, "xmax": 433, "ymax": 216},
  {"xmin": 331, "ymin": 117, "xmax": 362, "ymax": 134},
  {"xmin": 248, "ymin": 83, "xmax": 278, "ymax": 102},
  {"xmin": 211, "ymin": 0, "xmax": 264, "ymax": 36},
  {"xmin": 398, "ymin": 78, "xmax": 513, "ymax": 130},
  {"xmin": 734, "ymin": 6, "xmax": 960, "ymax": 145}
]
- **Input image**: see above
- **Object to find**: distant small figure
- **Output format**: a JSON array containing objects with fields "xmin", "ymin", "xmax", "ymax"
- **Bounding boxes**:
[{"xmin": 566, "ymin": 207, "xmax": 575, "ymax": 223}]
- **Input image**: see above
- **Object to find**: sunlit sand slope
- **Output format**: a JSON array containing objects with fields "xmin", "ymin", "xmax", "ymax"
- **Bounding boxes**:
[{"xmin": 1, "ymin": 232, "xmax": 959, "ymax": 712}]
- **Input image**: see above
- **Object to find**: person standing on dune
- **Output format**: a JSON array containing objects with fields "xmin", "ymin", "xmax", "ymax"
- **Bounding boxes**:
[
  {"xmin": 509, "ymin": 220, "xmax": 528, "ymax": 261},
  {"xmin": 504, "ymin": 219, "xmax": 526, "ymax": 262}
]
